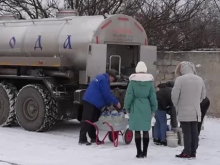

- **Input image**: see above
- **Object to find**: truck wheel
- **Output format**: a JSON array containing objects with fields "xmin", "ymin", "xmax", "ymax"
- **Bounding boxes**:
[
  {"xmin": 15, "ymin": 84, "xmax": 58, "ymax": 132},
  {"xmin": 0, "ymin": 82, "xmax": 18, "ymax": 126}
]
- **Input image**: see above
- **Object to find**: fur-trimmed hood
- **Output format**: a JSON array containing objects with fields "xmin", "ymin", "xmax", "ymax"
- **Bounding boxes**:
[
  {"xmin": 175, "ymin": 61, "xmax": 197, "ymax": 76},
  {"xmin": 129, "ymin": 73, "xmax": 154, "ymax": 82}
]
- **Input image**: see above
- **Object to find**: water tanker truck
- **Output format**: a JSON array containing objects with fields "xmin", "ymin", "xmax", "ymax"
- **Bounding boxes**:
[{"xmin": 0, "ymin": 9, "xmax": 157, "ymax": 132}]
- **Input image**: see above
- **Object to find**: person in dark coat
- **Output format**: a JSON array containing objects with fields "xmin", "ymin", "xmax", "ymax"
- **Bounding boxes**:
[
  {"xmin": 153, "ymin": 83, "xmax": 173, "ymax": 146},
  {"xmin": 198, "ymin": 97, "xmax": 210, "ymax": 135},
  {"xmin": 166, "ymin": 81, "xmax": 178, "ymax": 129},
  {"xmin": 79, "ymin": 70, "xmax": 121, "ymax": 145}
]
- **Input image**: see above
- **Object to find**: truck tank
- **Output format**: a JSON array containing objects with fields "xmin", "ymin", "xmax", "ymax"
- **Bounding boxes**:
[{"xmin": 0, "ymin": 12, "xmax": 148, "ymax": 70}]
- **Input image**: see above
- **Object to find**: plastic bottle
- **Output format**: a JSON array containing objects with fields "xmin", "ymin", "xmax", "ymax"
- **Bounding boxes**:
[
  {"xmin": 99, "ymin": 111, "xmax": 106, "ymax": 123},
  {"xmin": 111, "ymin": 110, "xmax": 119, "ymax": 124},
  {"xmin": 105, "ymin": 111, "xmax": 112, "ymax": 124},
  {"xmin": 119, "ymin": 110, "xmax": 125, "ymax": 122},
  {"xmin": 117, "ymin": 112, "xmax": 122, "ymax": 123}
]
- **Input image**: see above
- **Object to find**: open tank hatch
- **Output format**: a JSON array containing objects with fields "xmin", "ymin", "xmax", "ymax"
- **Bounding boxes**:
[{"xmin": 107, "ymin": 44, "xmax": 139, "ymax": 78}]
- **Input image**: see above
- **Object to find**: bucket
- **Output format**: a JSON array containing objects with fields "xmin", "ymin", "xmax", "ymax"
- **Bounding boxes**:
[
  {"xmin": 166, "ymin": 131, "xmax": 178, "ymax": 138},
  {"xmin": 167, "ymin": 138, "xmax": 179, "ymax": 147},
  {"xmin": 166, "ymin": 131, "xmax": 178, "ymax": 148}
]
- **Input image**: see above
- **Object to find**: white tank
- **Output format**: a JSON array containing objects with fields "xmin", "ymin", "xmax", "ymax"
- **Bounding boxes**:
[{"xmin": 0, "ymin": 13, "xmax": 148, "ymax": 70}]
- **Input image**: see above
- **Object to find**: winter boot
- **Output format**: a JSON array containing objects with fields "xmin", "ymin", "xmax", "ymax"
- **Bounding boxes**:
[
  {"xmin": 135, "ymin": 138, "xmax": 143, "ymax": 158},
  {"xmin": 78, "ymin": 141, "xmax": 92, "ymax": 146},
  {"xmin": 153, "ymin": 139, "xmax": 161, "ymax": 145},
  {"xmin": 160, "ymin": 141, "xmax": 167, "ymax": 146},
  {"xmin": 176, "ymin": 152, "xmax": 190, "ymax": 158},
  {"xmin": 79, "ymin": 133, "xmax": 91, "ymax": 146},
  {"xmin": 142, "ymin": 138, "xmax": 149, "ymax": 158},
  {"xmin": 91, "ymin": 139, "xmax": 104, "ymax": 144},
  {"xmin": 190, "ymin": 153, "xmax": 196, "ymax": 158}
]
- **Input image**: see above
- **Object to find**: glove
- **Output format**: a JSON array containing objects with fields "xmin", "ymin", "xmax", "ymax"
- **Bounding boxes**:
[
  {"xmin": 172, "ymin": 127, "xmax": 181, "ymax": 132},
  {"xmin": 166, "ymin": 110, "xmax": 171, "ymax": 115},
  {"xmin": 101, "ymin": 106, "xmax": 108, "ymax": 113}
]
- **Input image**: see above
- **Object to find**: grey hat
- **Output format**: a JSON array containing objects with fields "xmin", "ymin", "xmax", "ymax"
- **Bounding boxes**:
[
  {"xmin": 166, "ymin": 81, "xmax": 175, "ymax": 88},
  {"xmin": 106, "ymin": 69, "xmax": 118, "ymax": 80}
]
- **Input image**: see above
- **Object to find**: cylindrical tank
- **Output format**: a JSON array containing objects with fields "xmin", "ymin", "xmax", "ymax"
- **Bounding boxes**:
[{"xmin": 0, "ymin": 14, "xmax": 148, "ymax": 70}]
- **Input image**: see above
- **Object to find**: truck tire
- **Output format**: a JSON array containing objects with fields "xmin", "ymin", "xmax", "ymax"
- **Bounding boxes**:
[
  {"xmin": 0, "ymin": 82, "xmax": 18, "ymax": 126},
  {"xmin": 15, "ymin": 84, "xmax": 58, "ymax": 132}
]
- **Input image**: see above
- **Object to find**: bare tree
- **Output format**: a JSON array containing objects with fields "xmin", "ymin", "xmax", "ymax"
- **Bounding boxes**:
[
  {"xmin": 1, "ymin": 0, "xmax": 220, "ymax": 51},
  {"xmin": 135, "ymin": 0, "xmax": 206, "ymax": 50},
  {"xmin": 0, "ymin": 0, "xmax": 61, "ymax": 19},
  {"xmin": 63, "ymin": 0, "xmax": 144, "ymax": 16}
]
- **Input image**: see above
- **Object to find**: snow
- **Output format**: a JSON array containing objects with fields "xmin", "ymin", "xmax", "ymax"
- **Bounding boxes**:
[{"xmin": 0, "ymin": 118, "xmax": 219, "ymax": 165}]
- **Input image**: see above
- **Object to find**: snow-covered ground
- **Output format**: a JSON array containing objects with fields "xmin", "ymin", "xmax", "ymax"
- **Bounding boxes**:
[{"xmin": 0, "ymin": 117, "xmax": 219, "ymax": 165}]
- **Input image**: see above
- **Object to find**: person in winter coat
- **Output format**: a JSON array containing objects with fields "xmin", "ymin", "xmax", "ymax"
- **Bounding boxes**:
[
  {"xmin": 198, "ymin": 97, "xmax": 210, "ymax": 135},
  {"xmin": 166, "ymin": 81, "xmax": 178, "ymax": 129},
  {"xmin": 153, "ymin": 83, "xmax": 173, "ymax": 146},
  {"xmin": 172, "ymin": 61, "xmax": 206, "ymax": 158},
  {"xmin": 124, "ymin": 61, "xmax": 158, "ymax": 158},
  {"xmin": 79, "ymin": 70, "xmax": 121, "ymax": 145},
  {"xmin": 166, "ymin": 80, "xmax": 210, "ymax": 134}
]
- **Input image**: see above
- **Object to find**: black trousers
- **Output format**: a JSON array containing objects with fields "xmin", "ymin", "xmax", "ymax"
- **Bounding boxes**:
[
  {"xmin": 198, "ymin": 98, "xmax": 210, "ymax": 135},
  {"xmin": 79, "ymin": 101, "xmax": 101, "ymax": 142},
  {"xmin": 170, "ymin": 106, "xmax": 178, "ymax": 128},
  {"xmin": 198, "ymin": 110, "xmax": 207, "ymax": 135},
  {"xmin": 181, "ymin": 122, "xmax": 199, "ymax": 154}
]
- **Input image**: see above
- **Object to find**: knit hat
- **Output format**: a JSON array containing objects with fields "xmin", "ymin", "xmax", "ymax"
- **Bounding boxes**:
[
  {"xmin": 166, "ymin": 81, "xmax": 175, "ymax": 88},
  {"xmin": 135, "ymin": 61, "xmax": 147, "ymax": 73},
  {"xmin": 157, "ymin": 83, "xmax": 167, "ymax": 89},
  {"xmin": 106, "ymin": 69, "xmax": 118, "ymax": 80}
]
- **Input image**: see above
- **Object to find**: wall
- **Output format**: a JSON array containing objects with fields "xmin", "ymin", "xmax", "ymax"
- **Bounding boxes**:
[{"xmin": 156, "ymin": 51, "xmax": 220, "ymax": 117}]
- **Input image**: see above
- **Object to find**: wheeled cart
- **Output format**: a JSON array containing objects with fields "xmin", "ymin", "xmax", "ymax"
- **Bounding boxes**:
[{"xmin": 85, "ymin": 118, "xmax": 133, "ymax": 147}]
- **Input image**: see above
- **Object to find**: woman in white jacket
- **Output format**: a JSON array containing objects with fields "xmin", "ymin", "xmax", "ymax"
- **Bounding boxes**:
[{"xmin": 172, "ymin": 61, "xmax": 206, "ymax": 159}]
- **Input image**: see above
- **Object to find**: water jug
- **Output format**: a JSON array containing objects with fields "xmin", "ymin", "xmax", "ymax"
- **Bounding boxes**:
[
  {"xmin": 99, "ymin": 111, "xmax": 106, "ymax": 123},
  {"xmin": 111, "ymin": 110, "xmax": 119, "ymax": 124},
  {"xmin": 105, "ymin": 111, "xmax": 112, "ymax": 123},
  {"xmin": 119, "ymin": 110, "xmax": 125, "ymax": 122}
]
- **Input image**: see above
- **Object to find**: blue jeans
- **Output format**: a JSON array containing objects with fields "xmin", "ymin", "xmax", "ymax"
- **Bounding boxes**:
[{"xmin": 153, "ymin": 110, "xmax": 167, "ymax": 142}]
